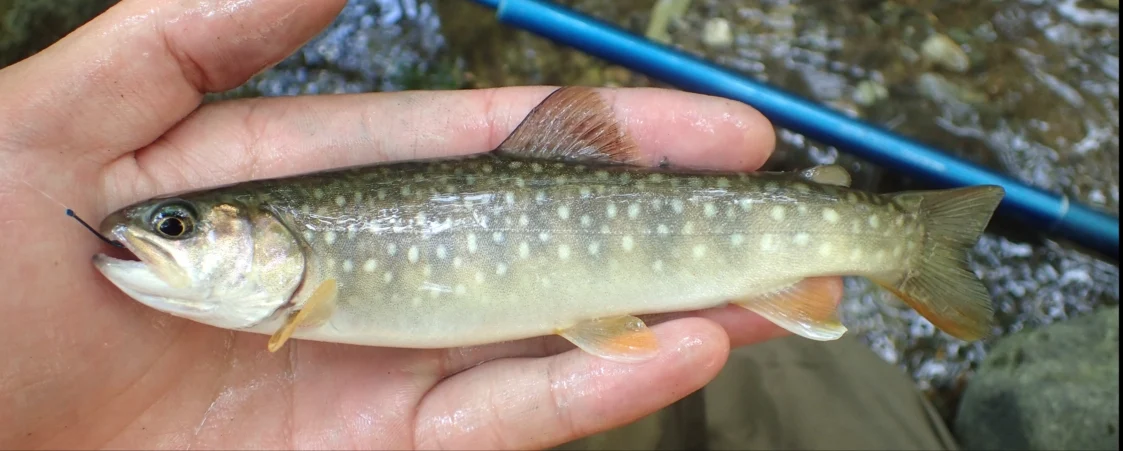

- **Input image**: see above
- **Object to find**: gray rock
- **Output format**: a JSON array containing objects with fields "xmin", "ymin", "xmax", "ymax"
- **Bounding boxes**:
[
  {"xmin": 920, "ymin": 33, "xmax": 970, "ymax": 73},
  {"xmin": 955, "ymin": 307, "xmax": 1119, "ymax": 450}
]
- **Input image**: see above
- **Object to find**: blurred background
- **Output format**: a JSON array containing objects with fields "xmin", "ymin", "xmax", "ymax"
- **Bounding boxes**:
[{"xmin": 2, "ymin": 0, "xmax": 1118, "ymax": 446}]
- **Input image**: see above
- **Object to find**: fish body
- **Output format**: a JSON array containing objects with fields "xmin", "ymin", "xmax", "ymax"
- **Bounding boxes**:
[{"xmin": 94, "ymin": 87, "xmax": 1003, "ymax": 361}]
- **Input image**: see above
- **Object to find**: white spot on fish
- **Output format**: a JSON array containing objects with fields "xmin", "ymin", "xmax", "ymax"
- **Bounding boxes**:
[
  {"xmin": 874, "ymin": 249, "xmax": 885, "ymax": 261},
  {"xmin": 797, "ymin": 205, "xmax": 808, "ymax": 215},
  {"xmin": 354, "ymin": 192, "xmax": 363, "ymax": 204},
  {"xmin": 538, "ymin": 231, "xmax": 550, "ymax": 242},
  {"xmin": 363, "ymin": 259, "xmax": 377, "ymax": 273},
  {"xmin": 770, "ymin": 206, "xmax": 786, "ymax": 221},
  {"xmin": 692, "ymin": 245, "xmax": 707, "ymax": 259},
  {"xmin": 682, "ymin": 222, "xmax": 695, "ymax": 234},
  {"xmin": 580, "ymin": 215, "xmax": 592, "ymax": 227},
  {"xmin": 342, "ymin": 260, "xmax": 354, "ymax": 272},
  {"xmin": 536, "ymin": 191, "xmax": 547, "ymax": 203},
  {"xmin": 454, "ymin": 256, "xmax": 464, "ymax": 268},
  {"xmin": 606, "ymin": 203, "xmax": 618, "ymax": 218},
  {"xmin": 378, "ymin": 188, "xmax": 387, "ymax": 200},
  {"xmin": 408, "ymin": 246, "xmax": 420, "ymax": 264},
  {"xmin": 600, "ymin": 225, "xmax": 611, "ymax": 234},
  {"xmin": 716, "ymin": 177, "xmax": 731, "ymax": 188},
  {"xmin": 823, "ymin": 208, "xmax": 840, "ymax": 223},
  {"xmin": 533, "ymin": 163, "xmax": 544, "ymax": 173},
  {"xmin": 423, "ymin": 265, "xmax": 432, "ymax": 277},
  {"xmin": 467, "ymin": 234, "xmax": 479, "ymax": 254},
  {"xmin": 303, "ymin": 231, "xmax": 314, "ymax": 242},
  {"xmin": 335, "ymin": 196, "xmax": 346, "ymax": 207},
  {"xmin": 401, "ymin": 186, "xmax": 411, "ymax": 196},
  {"xmin": 850, "ymin": 248, "xmax": 862, "ymax": 261},
  {"xmin": 505, "ymin": 192, "xmax": 516, "ymax": 204},
  {"xmin": 324, "ymin": 231, "xmax": 337, "ymax": 246},
  {"xmin": 475, "ymin": 272, "xmax": 485, "ymax": 283},
  {"xmin": 703, "ymin": 203, "xmax": 717, "ymax": 218},
  {"xmin": 436, "ymin": 245, "xmax": 448, "ymax": 260},
  {"xmin": 731, "ymin": 234, "xmax": 745, "ymax": 247},
  {"xmin": 793, "ymin": 233, "xmax": 810, "ymax": 246},
  {"xmin": 621, "ymin": 236, "xmax": 635, "ymax": 252},
  {"xmin": 760, "ymin": 234, "xmax": 776, "ymax": 251},
  {"xmin": 515, "ymin": 178, "xmax": 526, "ymax": 188},
  {"xmin": 671, "ymin": 199, "xmax": 685, "ymax": 214},
  {"xmin": 519, "ymin": 214, "xmax": 530, "ymax": 227},
  {"xmin": 818, "ymin": 242, "xmax": 832, "ymax": 257},
  {"xmin": 455, "ymin": 285, "xmax": 467, "ymax": 296},
  {"xmin": 628, "ymin": 203, "xmax": 641, "ymax": 219},
  {"xmin": 892, "ymin": 246, "xmax": 904, "ymax": 257},
  {"xmin": 519, "ymin": 242, "xmax": 530, "ymax": 259},
  {"xmin": 496, "ymin": 263, "xmax": 508, "ymax": 276},
  {"xmin": 558, "ymin": 244, "xmax": 572, "ymax": 260},
  {"xmin": 383, "ymin": 272, "xmax": 394, "ymax": 283},
  {"xmin": 579, "ymin": 186, "xmax": 592, "ymax": 198},
  {"xmin": 313, "ymin": 188, "xmax": 325, "ymax": 200},
  {"xmin": 868, "ymin": 215, "xmax": 880, "ymax": 229},
  {"xmin": 557, "ymin": 206, "xmax": 571, "ymax": 220},
  {"xmin": 657, "ymin": 224, "xmax": 670, "ymax": 235},
  {"xmin": 648, "ymin": 174, "xmax": 665, "ymax": 182},
  {"xmin": 493, "ymin": 231, "xmax": 505, "ymax": 243},
  {"xmin": 416, "ymin": 212, "xmax": 427, "ymax": 224},
  {"xmin": 387, "ymin": 243, "xmax": 398, "ymax": 256},
  {"xmin": 653, "ymin": 260, "xmax": 664, "ymax": 272},
  {"xmin": 588, "ymin": 242, "xmax": 601, "ymax": 255}
]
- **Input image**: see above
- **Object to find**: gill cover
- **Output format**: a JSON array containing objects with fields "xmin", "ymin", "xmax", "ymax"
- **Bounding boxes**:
[{"xmin": 94, "ymin": 198, "xmax": 306, "ymax": 330}]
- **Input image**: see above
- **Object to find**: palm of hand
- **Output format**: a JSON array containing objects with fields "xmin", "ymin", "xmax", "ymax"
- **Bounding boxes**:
[{"xmin": 0, "ymin": 1, "xmax": 813, "ymax": 449}]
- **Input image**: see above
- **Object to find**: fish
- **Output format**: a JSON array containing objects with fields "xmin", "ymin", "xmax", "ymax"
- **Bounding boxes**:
[{"xmin": 92, "ymin": 86, "xmax": 1005, "ymax": 362}]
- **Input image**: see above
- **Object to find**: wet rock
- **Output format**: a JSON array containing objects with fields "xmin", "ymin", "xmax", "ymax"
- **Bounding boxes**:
[
  {"xmin": 955, "ymin": 307, "xmax": 1119, "ymax": 450},
  {"xmin": 701, "ymin": 18, "xmax": 733, "ymax": 48},
  {"xmin": 0, "ymin": 0, "xmax": 117, "ymax": 68},
  {"xmin": 920, "ymin": 33, "xmax": 971, "ymax": 73},
  {"xmin": 853, "ymin": 80, "xmax": 888, "ymax": 106}
]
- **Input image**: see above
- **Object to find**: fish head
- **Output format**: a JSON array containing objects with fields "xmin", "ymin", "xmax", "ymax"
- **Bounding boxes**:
[{"xmin": 93, "ymin": 195, "xmax": 306, "ymax": 330}]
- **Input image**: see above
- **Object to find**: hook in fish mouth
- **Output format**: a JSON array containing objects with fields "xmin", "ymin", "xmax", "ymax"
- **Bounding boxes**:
[{"xmin": 93, "ymin": 227, "xmax": 216, "ymax": 317}]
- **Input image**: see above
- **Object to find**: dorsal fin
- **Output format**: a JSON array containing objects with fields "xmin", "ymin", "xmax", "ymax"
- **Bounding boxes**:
[{"xmin": 494, "ymin": 87, "xmax": 642, "ymax": 165}]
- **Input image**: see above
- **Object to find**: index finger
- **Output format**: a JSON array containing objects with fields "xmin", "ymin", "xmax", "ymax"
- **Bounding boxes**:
[{"xmin": 102, "ymin": 86, "xmax": 777, "ymax": 206}]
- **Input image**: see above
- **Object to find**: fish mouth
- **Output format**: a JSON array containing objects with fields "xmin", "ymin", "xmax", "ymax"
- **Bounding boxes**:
[{"xmin": 93, "ymin": 228, "xmax": 214, "ymax": 317}]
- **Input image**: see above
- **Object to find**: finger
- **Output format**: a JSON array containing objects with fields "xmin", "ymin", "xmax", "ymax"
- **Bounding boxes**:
[
  {"xmin": 101, "ymin": 86, "xmax": 776, "ymax": 206},
  {"xmin": 0, "ymin": 0, "xmax": 345, "ymax": 159},
  {"xmin": 437, "ymin": 277, "xmax": 845, "ymax": 376},
  {"xmin": 413, "ymin": 318, "xmax": 730, "ymax": 450}
]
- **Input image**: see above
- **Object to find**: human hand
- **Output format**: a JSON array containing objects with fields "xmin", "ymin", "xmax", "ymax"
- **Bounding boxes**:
[{"xmin": 0, "ymin": 0, "xmax": 840, "ymax": 448}]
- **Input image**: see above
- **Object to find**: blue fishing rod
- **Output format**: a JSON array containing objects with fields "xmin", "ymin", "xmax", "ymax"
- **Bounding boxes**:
[{"xmin": 467, "ymin": 0, "xmax": 1119, "ymax": 259}]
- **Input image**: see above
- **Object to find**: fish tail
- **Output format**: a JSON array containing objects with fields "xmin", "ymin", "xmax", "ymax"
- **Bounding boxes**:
[{"xmin": 872, "ymin": 185, "xmax": 1006, "ymax": 341}]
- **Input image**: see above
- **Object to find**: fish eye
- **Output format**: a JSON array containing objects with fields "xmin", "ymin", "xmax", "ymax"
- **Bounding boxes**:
[{"xmin": 149, "ymin": 202, "xmax": 196, "ymax": 239}]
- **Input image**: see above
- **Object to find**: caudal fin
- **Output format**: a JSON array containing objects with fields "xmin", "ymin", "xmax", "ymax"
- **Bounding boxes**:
[{"xmin": 872, "ymin": 185, "xmax": 1005, "ymax": 341}]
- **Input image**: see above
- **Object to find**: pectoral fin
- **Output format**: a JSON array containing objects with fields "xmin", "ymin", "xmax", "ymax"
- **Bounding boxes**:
[
  {"xmin": 734, "ymin": 277, "xmax": 847, "ymax": 341},
  {"xmin": 558, "ymin": 315, "xmax": 659, "ymax": 363},
  {"xmin": 267, "ymin": 278, "xmax": 338, "ymax": 352}
]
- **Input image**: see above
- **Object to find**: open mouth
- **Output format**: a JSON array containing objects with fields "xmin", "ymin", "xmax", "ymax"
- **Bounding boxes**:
[{"xmin": 93, "ymin": 229, "xmax": 215, "ymax": 316}]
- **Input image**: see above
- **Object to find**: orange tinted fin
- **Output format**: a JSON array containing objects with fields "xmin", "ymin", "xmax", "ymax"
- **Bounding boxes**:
[
  {"xmin": 267, "ymin": 278, "xmax": 338, "ymax": 352},
  {"xmin": 734, "ymin": 277, "xmax": 847, "ymax": 341},
  {"xmin": 872, "ymin": 186, "xmax": 1005, "ymax": 341},
  {"xmin": 494, "ymin": 87, "xmax": 642, "ymax": 165},
  {"xmin": 558, "ymin": 315, "xmax": 659, "ymax": 363}
]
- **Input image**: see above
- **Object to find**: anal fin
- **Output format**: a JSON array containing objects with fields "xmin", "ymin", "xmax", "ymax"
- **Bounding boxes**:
[
  {"xmin": 734, "ymin": 277, "xmax": 847, "ymax": 341},
  {"xmin": 268, "ymin": 278, "xmax": 338, "ymax": 352},
  {"xmin": 558, "ymin": 315, "xmax": 659, "ymax": 363},
  {"xmin": 798, "ymin": 165, "xmax": 852, "ymax": 187}
]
